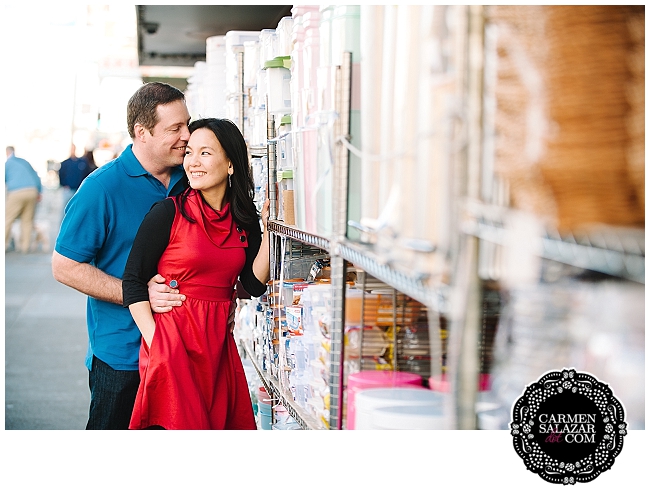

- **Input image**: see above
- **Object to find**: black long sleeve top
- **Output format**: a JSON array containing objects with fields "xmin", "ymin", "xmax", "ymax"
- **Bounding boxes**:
[{"xmin": 122, "ymin": 198, "xmax": 267, "ymax": 307}]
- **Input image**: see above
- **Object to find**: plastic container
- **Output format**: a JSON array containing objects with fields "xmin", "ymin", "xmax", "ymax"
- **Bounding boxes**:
[
  {"xmin": 346, "ymin": 370, "xmax": 424, "ymax": 430},
  {"xmin": 206, "ymin": 35, "xmax": 226, "ymax": 63},
  {"xmin": 331, "ymin": 5, "xmax": 361, "ymax": 65},
  {"xmin": 259, "ymin": 29, "xmax": 277, "ymax": 65},
  {"xmin": 259, "ymin": 408, "xmax": 273, "ymax": 430},
  {"xmin": 354, "ymin": 387, "xmax": 444, "ymax": 429},
  {"xmin": 265, "ymin": 56, "xmax": 292, "ymax": 115},
  {"xmin": 319, "ymin": 5, "xmax": 335, "ymax": 67},
  {"xmin": 302, "ymin": 11, "xmax": 320, "ymax": 117},
  {"xmin": 276, "ymin": 16, "xmax": 294, "ymax": 57},
  {"xmin": 278, "ymin": 170, "xmax": 295, "ymax": 225},
  {"xmin": 301, "ymin": 127, "xmax": 318, "ymax": 234},
  {"xmin": 243, "ymin": 40, "xmax": 260, "ymax": 88},
  {"xmin": 225, "ymin": 30, "xmax": 261, "ymax": 94},
  {"xmin": 370, "ymin": 404, "xmax": 446, "ymax": 430},
  {"xmin": 291, "ymin": 5, "xmax": 320, "ymax": 19}
]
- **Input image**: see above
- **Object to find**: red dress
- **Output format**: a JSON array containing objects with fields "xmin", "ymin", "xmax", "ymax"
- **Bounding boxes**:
[{"xmin": 129, "ymin": 192, "xmax": 257, "ymax": 430}]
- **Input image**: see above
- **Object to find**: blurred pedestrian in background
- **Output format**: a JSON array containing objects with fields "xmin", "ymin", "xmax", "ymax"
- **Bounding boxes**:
[
  {"xmin": 84, "ymin": 148, "xmax": 98, "ymax": 173},
  {"xmin": 5, "ymin": 146, "xmax": 42, "ymax": 253},
  {"xmin": 59, "ymin": 144, "xmax": 92, "ymax": 215}
]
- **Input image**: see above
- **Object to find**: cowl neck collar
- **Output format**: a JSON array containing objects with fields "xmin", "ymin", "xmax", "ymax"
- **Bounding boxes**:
[{"xmin": 184, "ymin": 189, "xmax": 243, "ymax": 248}]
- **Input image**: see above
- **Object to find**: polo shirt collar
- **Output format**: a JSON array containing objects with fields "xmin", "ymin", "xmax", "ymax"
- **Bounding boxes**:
[{"xmin": 120, "ymin": 143, "xmax": 185, "ymax": 183}]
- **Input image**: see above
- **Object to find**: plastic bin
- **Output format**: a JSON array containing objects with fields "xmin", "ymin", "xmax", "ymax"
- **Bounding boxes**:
[
  {"xmin": 265, "ymin": 56, "xmax": 292, "ymax": 115},
  {"xmin": 346, "ymin": 370, "xmax": 423, "ymax": 430},
  {"xmin": 370, "ymin": 404, "xmax": 446, "ymax": 430},
  {"xmin": 354, "ymin": 387, "xmax": 444, "ymax": 429}
]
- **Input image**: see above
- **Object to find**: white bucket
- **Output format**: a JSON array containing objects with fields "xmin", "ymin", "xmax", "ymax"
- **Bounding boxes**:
[
  {"xmin": 370, "ymin": 404, "xmax": 446, "ymax": 430},
  {"xmin": 354, "ymin": 387, "xmax": 444, "ymax": 430}
]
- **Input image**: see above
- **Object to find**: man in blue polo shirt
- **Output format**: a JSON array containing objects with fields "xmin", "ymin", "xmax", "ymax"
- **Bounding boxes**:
[{"xmin": 52, "ymin": 82, "xmax": 190, "ymax": 429}]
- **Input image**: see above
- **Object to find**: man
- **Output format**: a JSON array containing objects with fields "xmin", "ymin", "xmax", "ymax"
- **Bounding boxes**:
[
  {"xmin": 52, "ymin": 82, "xmax": 190, "ymax": 429},
  {"xmin": 58, "ymin": 144, "xmax": 92, "ymax": 215},
  {"xmin": 5, "ymin": 146, "xmax": 42, "ymax": 253}
]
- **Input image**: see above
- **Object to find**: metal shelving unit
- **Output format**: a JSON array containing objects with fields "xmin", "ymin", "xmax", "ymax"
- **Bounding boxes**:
[
  {"xmin": 239, "ymin": 6, "xmax": 645, "ymax": 434},
  {"xmin": 241, "ymin": 340, "xmax": 327, "ymax": 430},
  {"xmin": 337, "ymin": 240, "xmax": 447, "ymax": 313},
  {"xmin": 268, "ymin": 221, "xmax": 331, "ymax": 251},
  {"xmin": 463, "ymin": 200, "xmax": 645, "ymax": 284}
]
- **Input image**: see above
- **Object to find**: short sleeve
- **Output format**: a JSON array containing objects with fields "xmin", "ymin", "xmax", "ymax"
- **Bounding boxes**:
[{"xmin": 54, "ymin": 177, "xmax": 111, "ymax": 263}]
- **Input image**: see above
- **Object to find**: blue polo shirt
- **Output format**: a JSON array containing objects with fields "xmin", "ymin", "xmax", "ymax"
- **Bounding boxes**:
[{"xmin": 55, "ymin": 144, "xmax": 187, "ymax": 371}]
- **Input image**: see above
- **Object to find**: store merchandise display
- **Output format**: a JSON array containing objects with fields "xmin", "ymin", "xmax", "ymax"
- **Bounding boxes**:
[{"xmin": 190, "ymin": 5, "xmax": 643, "ymax": 430}]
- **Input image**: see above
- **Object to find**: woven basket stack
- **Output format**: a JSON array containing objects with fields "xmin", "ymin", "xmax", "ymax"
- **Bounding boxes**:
[{"xmin": 487, "ymin": 5, "xmax": 644, "ymax": 233}]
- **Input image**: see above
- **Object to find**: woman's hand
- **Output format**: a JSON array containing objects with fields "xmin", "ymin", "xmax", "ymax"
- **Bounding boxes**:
[
  {"xmin": 148, "ymin": 273, "xmax": 186, "ymax": 313},
  {"xmin": 261, "ymin": 199, "xmax": 270, "ymax": 232},
  {"xmin": 253, "ymin": 200, "xmax": 271, "ymax": 285}
]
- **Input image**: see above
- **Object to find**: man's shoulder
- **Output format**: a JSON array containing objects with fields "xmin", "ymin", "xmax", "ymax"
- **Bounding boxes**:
[
  {"xmin": 85, "ymin": 158, "xmax": 123, "ymax": 180},
  {"xmin": 8, "ymin": 156, "xmax": 31, "ymax": 167}
]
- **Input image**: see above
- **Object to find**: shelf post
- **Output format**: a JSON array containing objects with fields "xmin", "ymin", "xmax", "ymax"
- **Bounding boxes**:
[{"xmin": 328, "ymin": 52, "xmax": 352, "ymax": 430}]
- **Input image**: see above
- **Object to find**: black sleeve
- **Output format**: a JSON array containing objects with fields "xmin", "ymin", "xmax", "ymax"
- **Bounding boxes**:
[
  {"xmin": 238, "ymin": 219, "xmax": 267, "ymax": 298},
  {"xmin": 122, "ymin": 199, "xmax": 176, "ymax": 307}
]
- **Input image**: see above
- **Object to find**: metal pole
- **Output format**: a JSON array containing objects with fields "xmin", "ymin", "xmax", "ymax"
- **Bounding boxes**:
[{"xmin": 328, "ymin": 52, "xmax": 352, "ymax": 430}]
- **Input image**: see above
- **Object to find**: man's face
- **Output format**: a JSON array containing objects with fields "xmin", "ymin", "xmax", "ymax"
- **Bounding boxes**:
[{"xmin": 145, "ymin": 100, "xmax": 191, "ymax": 167}]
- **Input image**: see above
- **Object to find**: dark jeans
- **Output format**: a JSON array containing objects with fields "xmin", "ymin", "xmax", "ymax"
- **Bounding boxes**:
[{"xmin": 86, "ymin": 355, "xmax": 140, "ymax": 430}]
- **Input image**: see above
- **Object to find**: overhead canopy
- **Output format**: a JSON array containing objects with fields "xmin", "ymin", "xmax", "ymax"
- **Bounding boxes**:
[{"xmin": 136, "ymin": 5, "xmax": 293, "ymax": 67}]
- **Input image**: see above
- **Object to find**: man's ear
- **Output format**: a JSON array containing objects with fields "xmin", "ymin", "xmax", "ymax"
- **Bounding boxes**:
[{"xmin": 133, "ymin": 123, "xmax": 147, "ymax": 142}]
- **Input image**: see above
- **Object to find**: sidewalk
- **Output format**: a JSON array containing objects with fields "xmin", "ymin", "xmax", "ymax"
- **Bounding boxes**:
[{"xmin": 5, "ymin": 187, "xmax": 90, "ymax": 429}]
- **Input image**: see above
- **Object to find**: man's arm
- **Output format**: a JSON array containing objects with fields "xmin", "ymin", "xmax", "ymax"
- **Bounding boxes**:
[{"xmin": 52, "ymin": 250, "xmax": 122, "ymax": 305}]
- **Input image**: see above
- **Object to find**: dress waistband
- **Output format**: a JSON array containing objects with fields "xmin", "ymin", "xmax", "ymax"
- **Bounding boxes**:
[{"xmin": 169, "ymin": 281, "xmax": 235, "ymax": 302}]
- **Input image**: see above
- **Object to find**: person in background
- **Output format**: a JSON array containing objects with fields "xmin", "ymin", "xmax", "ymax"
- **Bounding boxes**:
[
  {"xmin": 5, "ymin": 146, "xmax": 42, "ymax": 253},
  {"xmin": 51, "ymin": 82, "xmax": 190, "ymax": 429},
  {"xmin": 123, "ymin": 118, "xmax": 270, "ymax": 429},
  {"xmin": 84, "ymin": 148, "xmax": 97, "ymax": 173},
  {"xmin": 58, "ymin": 144, "xmax": 92, "ymax": 214}
]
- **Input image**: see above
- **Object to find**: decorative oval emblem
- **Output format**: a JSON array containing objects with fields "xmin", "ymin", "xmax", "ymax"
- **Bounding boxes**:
[{"xmin": 510, "ymin": 368, "xmax": 627, "ymax": 485}]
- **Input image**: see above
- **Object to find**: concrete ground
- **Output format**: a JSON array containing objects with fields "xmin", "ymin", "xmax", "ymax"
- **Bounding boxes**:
[{"xmin": 5, "ymin": 187, "xmax": 90, "ymax": 429}]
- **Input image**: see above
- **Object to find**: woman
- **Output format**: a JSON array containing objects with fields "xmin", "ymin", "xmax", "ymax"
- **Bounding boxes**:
[{"xmin": 122, "ymin": 118, "xmax": 270, "ymax": 429}]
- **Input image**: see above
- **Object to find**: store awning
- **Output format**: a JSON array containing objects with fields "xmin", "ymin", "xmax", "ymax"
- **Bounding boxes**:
[{"xmin": 136, "ymin": 5, "xmax": 293, "ymax": 67}]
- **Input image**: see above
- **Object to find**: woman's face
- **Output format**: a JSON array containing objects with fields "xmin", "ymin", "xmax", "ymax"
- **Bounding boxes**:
[{"xmin": 183, "ymin": 127, "xmax": 232, "ymax": 193}]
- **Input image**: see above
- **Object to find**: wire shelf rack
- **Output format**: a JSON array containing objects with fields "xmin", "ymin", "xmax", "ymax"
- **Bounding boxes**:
[
  {"xmin": 268, "ymin": 221, "xmax": 331, "ymax": 252},
  {"xmin": 463, "ymin": 201, "xmax": 645, "ymax": 284},
  {"xmin": 241, "ymin": 340, "xmax": 327, "ymax": 431}
]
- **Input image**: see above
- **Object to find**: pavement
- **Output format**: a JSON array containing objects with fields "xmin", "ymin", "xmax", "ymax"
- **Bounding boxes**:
[{"xmin": 5, "ymin": 187, "xmax": 90, "ymax": 429}]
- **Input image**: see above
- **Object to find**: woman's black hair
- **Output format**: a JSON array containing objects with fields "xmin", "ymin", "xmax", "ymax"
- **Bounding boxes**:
[{"xmin": 179, "ymin": 118, "xmax": 259, "ymax": 229}]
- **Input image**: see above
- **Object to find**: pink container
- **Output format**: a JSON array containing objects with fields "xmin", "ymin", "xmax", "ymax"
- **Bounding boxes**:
[
  {"xmin": 301, "ymin": 127, "xmax": 318, "ymax": 234},
  {"xmin": 291, "ymin": 5, "xmax": 320, "ymax": 19},
  {"xmin": 346, "ymin": 370, "xmax": 423, "ymax": 430},
  {"xmin": 428, "ymin": 373, "xmax": 492, "ymax": 393}
]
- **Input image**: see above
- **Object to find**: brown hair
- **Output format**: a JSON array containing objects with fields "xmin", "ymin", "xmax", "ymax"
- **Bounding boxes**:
[{"xmin": 126, "ymin": 82, "xmax": 185, "ymax": 139}]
